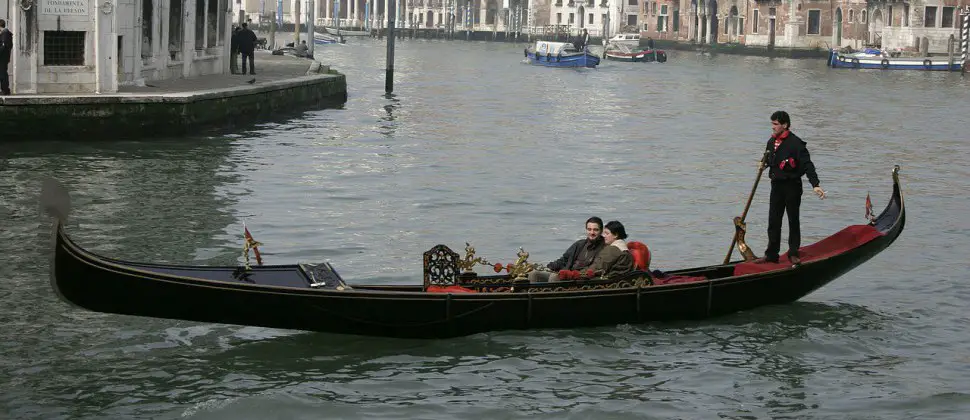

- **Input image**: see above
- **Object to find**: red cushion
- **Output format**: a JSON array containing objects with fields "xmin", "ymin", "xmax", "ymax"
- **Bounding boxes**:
[
  {"xmin": 654, "ymin": 275, "xmax": 706, "ymax": 285},
  {"xmin": 426, "ymin": 285, "xmax": 477, "ymax": 293},
  {"xmin": 733, "ymin": 224, "xmax": 885, "ymax": 276},
  {"xmin": 627, "ymin": 241, "xmax": 651, "ymax": 271}
]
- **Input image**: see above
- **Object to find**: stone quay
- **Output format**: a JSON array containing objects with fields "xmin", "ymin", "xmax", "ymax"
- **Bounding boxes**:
[{"xmin": 1, "ymin": 52, "xmax": 347, "ymax": 140}]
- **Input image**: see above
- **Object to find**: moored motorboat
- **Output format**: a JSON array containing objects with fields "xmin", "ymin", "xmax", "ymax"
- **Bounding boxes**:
[
  {"xmin": 44, "ymin": 167, "xmax": 905, "ymax": 339},
  {"xmin": 829, "ymin": 48, "xmax": 963, "ymax": 71},
  {"xmin": 604, "ymin": 42, "xmax": 667, "ymax": 63}
]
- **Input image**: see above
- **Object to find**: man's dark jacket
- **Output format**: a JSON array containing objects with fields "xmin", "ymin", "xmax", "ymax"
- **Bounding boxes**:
[
  {"xmin": 764, "ymin": 131, "xmax": 820, "ymax": 188},
  {"xmin": 238, "ymin": 28, "xmax": 257, "ymax": 54},
  {"xmin": 0, "ymin": 28, "xmax": 13, "ymax": 63},
  {"xmin": 547, "ymin": 238, "xmax": 605, "ymax": 271}
]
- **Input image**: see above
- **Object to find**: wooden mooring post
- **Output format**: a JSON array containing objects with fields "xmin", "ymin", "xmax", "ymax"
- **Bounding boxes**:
[{"xmin": 385, "ymin": 0, "xmax": 396, "ymax": 93}]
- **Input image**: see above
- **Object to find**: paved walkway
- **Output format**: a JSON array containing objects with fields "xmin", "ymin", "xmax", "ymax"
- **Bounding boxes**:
[
  {"xmin": 120, "ymin": 51, "xmax": 322, "ymax": 95},
  {"xmin": 0, "ymin": 51, "xmax": 324, "ymax": 101}
]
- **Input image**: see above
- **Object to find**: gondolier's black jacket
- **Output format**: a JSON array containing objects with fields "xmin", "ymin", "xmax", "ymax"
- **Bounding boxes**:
[
  {"xmin": 547, "ymin": 238, "xmax": 605, "ymax": 271},
  {"xmin": 764, "ymin": 131, "xmax": 821, "ymax": 188}
]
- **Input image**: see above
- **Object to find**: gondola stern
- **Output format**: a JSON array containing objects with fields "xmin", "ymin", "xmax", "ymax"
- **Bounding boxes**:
[
  {"xmin": 48, "ymin": 220, "xmax": 81, "ymax": 310},
  {"xmin": 41, "ymin": 178, "xmax": 81, "ymax": 309}
]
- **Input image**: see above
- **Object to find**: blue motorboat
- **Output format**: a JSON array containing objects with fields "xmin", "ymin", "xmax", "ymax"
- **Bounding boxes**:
[{"xmin": 525, "ymin": 41, "xmax": 600, "ymax": 68}]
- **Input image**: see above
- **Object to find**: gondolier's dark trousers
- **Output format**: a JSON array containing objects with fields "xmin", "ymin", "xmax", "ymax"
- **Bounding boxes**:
[{"xmin": 765, "ymin": 178, "xmax": 803, "ymax": 261}]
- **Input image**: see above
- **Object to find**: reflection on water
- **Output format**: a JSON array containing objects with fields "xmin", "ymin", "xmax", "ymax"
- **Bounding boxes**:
[{"xmin": 2, "ymin": 39, "xmax": 970, "ymax": 419}]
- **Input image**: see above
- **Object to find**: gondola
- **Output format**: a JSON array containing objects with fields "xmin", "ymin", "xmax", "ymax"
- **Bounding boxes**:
[{"xmin": 45, "ymin": 166, "xmax": 905, "ymax": 339}]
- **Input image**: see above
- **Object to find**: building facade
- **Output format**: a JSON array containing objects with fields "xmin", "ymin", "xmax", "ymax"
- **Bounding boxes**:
[
  {"xmin": 625, "ymin": 0, "xmax": 967, "ymax": 52},
  {"xmin": 869, "ymin": 0, "xmax": 967, "ymax": 52},
  {"xmin": 4, "ymin": 0, "xmax": 231, "ymax": 94},
  {"xmin": 542, "ymin": 0, "xmax": 637, "ymax": 37}
]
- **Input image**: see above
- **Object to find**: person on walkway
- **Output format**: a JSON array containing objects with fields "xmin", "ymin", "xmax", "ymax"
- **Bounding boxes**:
[
  {"xmin": 294, "ymin": 40, "xmax": 308, "ymax": 58},
  {"xmin": 238, "ymin": 22, "xmax": 258, "ymax": 75},
  {"xmin": 528, "ymin": 217, "xmax": 606, "ymax": 283},
  {"xmin": 229, "ymin": 26, "xmax": 240, "ymax": 74},
  {"xmin": 0, "ymin": 19, "xmax": 13, "ymax": 96},
  {"xmin": 755, "ymin": 111, "xmax": 826, "ymax": 266}
]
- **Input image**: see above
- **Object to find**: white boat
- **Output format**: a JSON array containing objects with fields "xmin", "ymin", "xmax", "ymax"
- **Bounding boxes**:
[
  {"xmin": 314, "ymin": 32, "xmax": 342, "ymax": 44},
  {"xmin": 324, "ymin": 27, "xmax": 370, "ymax": 37},
  {"xmin": 606, "ymin": 33, "xmax": 640, "ymax": 48}
]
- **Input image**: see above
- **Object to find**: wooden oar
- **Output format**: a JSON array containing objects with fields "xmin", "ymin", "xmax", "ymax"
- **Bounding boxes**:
[{"xmin": 724, "ymin": 150, "xmax": 771, "ymax": 264}]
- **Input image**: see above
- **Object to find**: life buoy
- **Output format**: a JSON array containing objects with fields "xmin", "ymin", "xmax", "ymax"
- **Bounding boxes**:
[
  {"xmin": 923, "ymin": 59, "xmax": 932, "ymax": 69},
  {"xmin": 881, "ymin": 59, "xmax": 890, "ymax": 69},
  {"xmin": 851, "ymin": 58, "xmax": 860, "ymax": 68}
]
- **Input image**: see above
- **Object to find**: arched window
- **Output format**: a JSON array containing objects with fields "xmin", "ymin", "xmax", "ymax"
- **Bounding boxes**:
[
  {"xmin": 849, "ymin": 9, "xmax": 854, "ymax": 23},
  {"xmin": 862, "ymin": 10, "xmax": 867, "ymax": 24}
]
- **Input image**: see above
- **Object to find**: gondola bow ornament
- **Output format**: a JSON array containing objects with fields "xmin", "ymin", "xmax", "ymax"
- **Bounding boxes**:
[
  {"xmin": 865, "ymin": 193, "xmax": 875, "ymax": 223},
  {"xmin": 242, "ymin": 223, "xmax": 263, "ymax": 269}
]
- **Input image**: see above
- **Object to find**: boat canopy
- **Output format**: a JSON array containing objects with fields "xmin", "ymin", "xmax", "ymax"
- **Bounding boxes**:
[{"xmin": 535, "ymin": 41, "xmax": 576, "ymax": 55}]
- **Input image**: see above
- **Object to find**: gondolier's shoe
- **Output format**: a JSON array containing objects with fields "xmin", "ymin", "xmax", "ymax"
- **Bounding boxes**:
[{"xmin": 789, "ymin": 255, "xmax": 802, "ymax": 265}]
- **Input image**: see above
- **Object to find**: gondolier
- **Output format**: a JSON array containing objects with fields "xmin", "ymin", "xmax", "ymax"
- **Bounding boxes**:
[{"xmin": 756, "ymin": 111, "xmax": 826, "ymax": 266}]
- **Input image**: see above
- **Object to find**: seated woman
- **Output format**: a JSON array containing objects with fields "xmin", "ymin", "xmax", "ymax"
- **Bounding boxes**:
[{"xmin": 585, "ymin": 220, "xmax": 635, "ymax": 278}]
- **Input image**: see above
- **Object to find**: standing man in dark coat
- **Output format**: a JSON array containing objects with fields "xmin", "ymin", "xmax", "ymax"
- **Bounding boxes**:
[
  {"xmin": 237, "ymin": 22, "xmax": 258, "ymax": 75},
  {"xmin": 0, "ymin": 19, "xmax": 13, "ymax": 96},
  {"xmin": 229, "ymin": 26, "xmax": 240, "ymax": 74},
  {"xmin": 756, "ymin": 111, "xmax": 826, "ymax": 265}
]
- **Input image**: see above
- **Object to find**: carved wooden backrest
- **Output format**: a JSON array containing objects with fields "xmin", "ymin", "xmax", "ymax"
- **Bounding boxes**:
[{"xmin": 423, "ymin": 244, "xmax": 460, "ymax": 290}]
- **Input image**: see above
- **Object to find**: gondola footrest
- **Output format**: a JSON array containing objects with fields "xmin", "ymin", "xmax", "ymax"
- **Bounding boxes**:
[{"xmin": 300, "ymin": 262, "xmax": 351, "ymax": 290}]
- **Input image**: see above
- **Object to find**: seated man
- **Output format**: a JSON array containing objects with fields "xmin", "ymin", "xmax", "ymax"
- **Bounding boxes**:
[
  {"xmin": 294, "ymin": 40, "xmax": 308, "ymax": 57},
  {"xmin": 528, "ymin": 217, "xmax": 605, "ymax": 283}
]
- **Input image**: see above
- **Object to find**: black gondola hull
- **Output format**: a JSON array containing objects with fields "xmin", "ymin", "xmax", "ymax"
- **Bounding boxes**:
[{"xmin": 49, "ymin": 167, "xmax": 905, "ymax": 339}]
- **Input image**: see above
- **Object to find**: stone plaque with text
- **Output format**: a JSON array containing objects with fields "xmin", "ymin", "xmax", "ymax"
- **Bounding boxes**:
[{"xmin": 41, "ymin": 0, "xmax": 88, "ymax": 15}]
